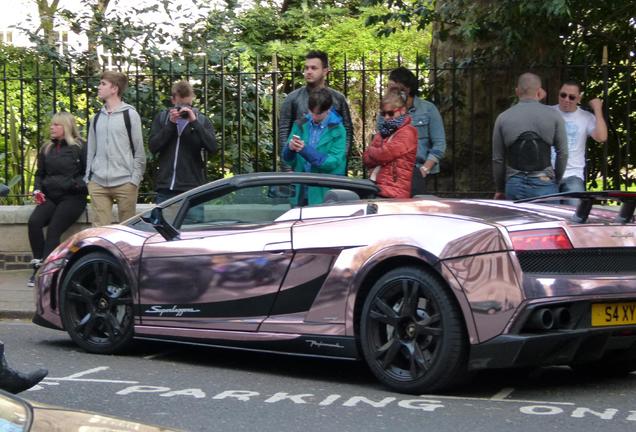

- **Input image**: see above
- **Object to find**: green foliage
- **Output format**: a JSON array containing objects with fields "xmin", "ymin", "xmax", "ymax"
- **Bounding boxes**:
[{"xmin": 2, "ymin": 0, "xmax": 633, "ymax": 200}]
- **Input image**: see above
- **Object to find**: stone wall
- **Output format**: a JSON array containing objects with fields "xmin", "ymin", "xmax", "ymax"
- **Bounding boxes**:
[{"xmin": 0, "ymin": 204, "xmax": 153, "ymax": 270}]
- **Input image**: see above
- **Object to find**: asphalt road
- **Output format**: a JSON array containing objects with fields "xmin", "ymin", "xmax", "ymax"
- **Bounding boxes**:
[{"xmin": 2, "ymin": 319, "xmax": 636, "ymax": 432}]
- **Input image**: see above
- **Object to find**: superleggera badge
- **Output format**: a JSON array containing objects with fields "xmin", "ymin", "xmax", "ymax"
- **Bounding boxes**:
[{"xmin": 145, "ymin": 305, "xmax": 201, "ymax": 317}]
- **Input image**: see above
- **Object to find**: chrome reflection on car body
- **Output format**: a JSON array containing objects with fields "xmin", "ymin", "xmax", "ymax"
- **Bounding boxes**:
[{"xmin": 31, "ymin": 173, "xmax": 636, "ymax": 393}]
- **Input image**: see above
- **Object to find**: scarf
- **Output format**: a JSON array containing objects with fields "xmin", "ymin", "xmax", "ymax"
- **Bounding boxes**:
[{"xmin": 378, "ymin": 114, "xmax": 407, "ymax": 138}]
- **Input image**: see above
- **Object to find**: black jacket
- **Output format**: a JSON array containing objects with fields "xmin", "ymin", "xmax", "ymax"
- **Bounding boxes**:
[
  {"xmin": 34, "ymin": 139, "xmax": 87, "ymax": 201},
  {"xmin": 149, "ymin": 108, "xmax": 218, "ymax": 192}
]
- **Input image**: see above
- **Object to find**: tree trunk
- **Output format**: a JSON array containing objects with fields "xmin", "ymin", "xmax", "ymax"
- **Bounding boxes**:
[
  {"xmin": 36, "ymin": 0, "xmax": 60, "ymax": 46},
  {"xmin": 86, "ymin": 0, "xmax": 111, "ymax": 74}
]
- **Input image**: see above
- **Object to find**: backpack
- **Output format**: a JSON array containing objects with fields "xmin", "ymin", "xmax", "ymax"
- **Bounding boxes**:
[
  {"xmin": 91, "ymin": 109, "xmax": 135, "ymax": 157},
  {"xmin": 507, "ymin": 131, "xmax": 552, "ymax": 172}
]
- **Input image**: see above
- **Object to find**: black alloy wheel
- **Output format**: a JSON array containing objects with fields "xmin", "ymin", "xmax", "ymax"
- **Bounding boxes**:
[
  {"xmin": 60, "ymin": 252, "xmax": 134, "ymax": 354},
  {"xmin": 360, "ymin": 266, "xmax": 467, "ymax": 394}
]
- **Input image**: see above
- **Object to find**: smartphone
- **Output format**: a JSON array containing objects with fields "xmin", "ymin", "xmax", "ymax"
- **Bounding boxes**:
[{"xmin": 293, "ymin": 134, "xmax": 300, "ymax": 140}]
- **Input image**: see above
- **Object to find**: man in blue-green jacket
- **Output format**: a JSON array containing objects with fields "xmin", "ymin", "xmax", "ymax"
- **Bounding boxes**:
[{"xmin": 282, "ymin": 88, "xmax": 346, "ymax": 205}]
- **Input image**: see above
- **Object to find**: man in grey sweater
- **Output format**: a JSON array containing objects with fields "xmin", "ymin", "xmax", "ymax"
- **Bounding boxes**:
[
  {"xmin": 85, "ymin": 71, "xmax": 146, "ymax": 226},
  {"xmin": 279, "ymin": 50, "xmax": 352, "ymax": 172},
  {"xmin": 492, "ymin": 72, "xmax": 568, "ymax": 200}
]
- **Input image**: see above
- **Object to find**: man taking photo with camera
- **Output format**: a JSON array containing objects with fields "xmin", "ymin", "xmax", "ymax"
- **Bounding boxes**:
[{"xmin": 149, "ymin": 80, "xmax": 218, "ymax": 203}]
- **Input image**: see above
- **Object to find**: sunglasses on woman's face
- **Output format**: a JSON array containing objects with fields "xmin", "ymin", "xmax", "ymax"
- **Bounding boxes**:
[
  {"xmin": 559, "ymin": 92, "xmax": 577, "ymax": 101},
  {"xmin": 380, "ymin": 110, "xmax": 397, "ymax": 117}
]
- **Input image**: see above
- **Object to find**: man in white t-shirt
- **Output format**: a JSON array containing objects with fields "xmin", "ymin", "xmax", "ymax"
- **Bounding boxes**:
[{"xmin": 551, "ymin": 80, "xmax": 607, "ymax": 199}]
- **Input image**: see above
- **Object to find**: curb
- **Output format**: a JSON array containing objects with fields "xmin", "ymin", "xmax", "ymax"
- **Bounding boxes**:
[{"xmin": 0, "ymin": 312, "xmax": 34, "ymax": 320}]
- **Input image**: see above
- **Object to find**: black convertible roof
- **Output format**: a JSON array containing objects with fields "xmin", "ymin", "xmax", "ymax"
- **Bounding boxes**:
[{"xmin": 159, "ymin": 172, "xmax": 379, "ymax": 207}]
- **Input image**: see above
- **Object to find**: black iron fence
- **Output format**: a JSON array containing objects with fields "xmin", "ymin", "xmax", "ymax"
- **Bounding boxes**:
[{"xmin": 1, "ymin": 53, "xmax": 634, "ymax": 203}]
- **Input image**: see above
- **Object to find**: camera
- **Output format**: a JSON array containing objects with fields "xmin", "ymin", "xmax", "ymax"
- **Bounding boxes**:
[{"xmin": 175, "ymin": 105, "xmax": 190, "ymax": 119}]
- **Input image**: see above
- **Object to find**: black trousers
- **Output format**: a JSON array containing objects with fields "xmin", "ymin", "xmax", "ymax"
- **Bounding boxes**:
[
  {"xmin": 28, "ymin": 195, "xmax": 86, "ymax": 260},
  {"xmin": 411, "ymin": 167, "xmax": 437, "ymax": 196}
]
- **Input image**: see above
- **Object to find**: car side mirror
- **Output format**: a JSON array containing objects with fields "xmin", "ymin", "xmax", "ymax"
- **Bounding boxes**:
[
  {"xmin": 142, "ymin": 207, "xmax": 180, "ymax": 241},
  {"xmin": 0, "ymin": 184, "xmax": 9, "ymax": 197}
]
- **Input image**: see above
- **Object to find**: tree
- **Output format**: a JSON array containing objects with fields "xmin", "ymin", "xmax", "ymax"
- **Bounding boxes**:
[{"xmin": 35, "ymin": 0, "xmax": 61, "ymax": 45}]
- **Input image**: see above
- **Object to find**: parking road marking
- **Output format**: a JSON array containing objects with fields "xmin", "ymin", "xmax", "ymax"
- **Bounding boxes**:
[
  {"xmin": 143, "ymin": 351, "xmax": 177, "ymax": 360},
  {"xmin": 46, "ymin": 366, "xmax": 139, "ymax": 384},
  {"xmin": 491, "ymin": 387, "xmax": 515, "ymax": 400},
  {"xmin": 422, "ymin": 394, "xmax": 576, "ymax": 406}
]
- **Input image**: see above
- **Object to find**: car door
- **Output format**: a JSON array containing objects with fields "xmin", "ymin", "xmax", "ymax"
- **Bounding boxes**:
[{"xmin": 137, "ymin": 184, "xmax": 299, "ymax": 331}]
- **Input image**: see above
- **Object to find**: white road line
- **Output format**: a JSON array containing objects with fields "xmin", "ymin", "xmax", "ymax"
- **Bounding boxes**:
[
  {"xmin": 63, "ymin": 366, "xmax": 110, "ymax": 379},
  {"xmin": 44, "ymin": 366, "xmax": 138, "ymax": 384},
  {"xmin": 421, "ymin": 394, "xmax": 576, "ymax": 406},
  {"xmin": 491, "ymin": 387, "xmax": 515, "ymax": 400},
  {"xmin": 44, "ymin": 378, "xmax": 139, "ymax": 384},
  {"xmin": 143, "ymin": 351, "xmax": 175, "ymax": 360}
]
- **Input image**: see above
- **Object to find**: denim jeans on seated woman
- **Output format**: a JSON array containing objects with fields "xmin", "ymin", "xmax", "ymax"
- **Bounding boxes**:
[{"xmin": 505, "ymin": 173, "xmax": 558, "ymax": 201}]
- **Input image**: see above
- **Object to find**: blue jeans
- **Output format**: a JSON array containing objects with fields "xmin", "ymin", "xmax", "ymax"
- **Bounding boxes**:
[
  {"xmin": 559, "ymin": 176, "xmax": 585, "ymax": 206},
  {"xmin": 505, "ymin": 174, "xmax": 558, "ymax": 200}
]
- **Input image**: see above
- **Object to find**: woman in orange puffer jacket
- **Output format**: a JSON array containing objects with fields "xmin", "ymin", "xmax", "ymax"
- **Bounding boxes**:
[{"xmin": 363, "ymin": 89, "xmax": 418, "ymax": 198}]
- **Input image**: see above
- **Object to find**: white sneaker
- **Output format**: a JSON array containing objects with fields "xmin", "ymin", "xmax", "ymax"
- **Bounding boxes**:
[
  {"xmin": 27, "ymin": 274, "xmax": 35, "ymax": 287},
  {"xmin": 30, "ymin": 259, "xmax": 42, "ymax": 269}
]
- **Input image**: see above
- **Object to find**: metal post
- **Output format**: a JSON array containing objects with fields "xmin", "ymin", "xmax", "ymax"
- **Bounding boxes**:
[
  {"xmin": 469, "ymin": 66, "xmax": 475, "ymax": 192},
  {"xmin": 19, "ymin": 62, "xmax": 25, "ymax": 195},
  {"xmin": 36, "ymin": 62, "xmax": 41, "ymax": 156},
  {"xmin": 451, "ymin": 52, "xmax": 457, "ymax": 192},
  {"xmin": 272, "ymin": 53, "xmax": 279, "ymax": 172},
  {"xmin": 202, "ymin": 54, "xmax": 209, "ymax": 180},
  {"xmin": 602, "ymin": 46, "xmax": 609, "ymax": 190},
  {"xmin": 361, "ymin": 55, "xmax": 367, "ymax": 178},
  {"xmin": 2, "ymin": 63, "xmax": 8, "ymax": 185},
  {"xmin": 52, "ymin": 63, "xmax": 57, "ymax": 113},
  {"xmin": 625, "ymin": 62, "xmax": 632, "ymax": 190},
  {"xmin": 68, "ymin": 61, "xmax": 74, "ymax": 113},
  {"xmin": 237, "ymin": 57, "xmax": 242, "ymax": 173},
  {"xmin": 254, "ymin": 56, "xmax": 260, "ymax": 172},
  {"xmin": 220, "ymin": 56, "xmax": 226, "ymax": 172}
]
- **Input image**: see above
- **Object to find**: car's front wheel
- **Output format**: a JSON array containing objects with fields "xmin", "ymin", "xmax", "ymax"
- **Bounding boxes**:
[
  {"xmin": 60, "ymin": 252, "xmax": 134, "ymax": 354},
  {"xmin": 360, "ymin": 266, "xmax": 467, "ymax": 393}
]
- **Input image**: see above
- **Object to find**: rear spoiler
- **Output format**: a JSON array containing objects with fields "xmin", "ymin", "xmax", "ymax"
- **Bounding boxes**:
[{"xmin": 515, "ymin": 191, "xmax": 636, "ymax": 224}]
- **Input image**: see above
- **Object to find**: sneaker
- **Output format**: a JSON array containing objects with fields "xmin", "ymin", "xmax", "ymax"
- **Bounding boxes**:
[
  {"xmin": 30, "ymin": 259, "xmax": 42, "ymax": 269},
  {"xmin": 27, "ymin": 274, "xmax": 35, "ymax": 287}
]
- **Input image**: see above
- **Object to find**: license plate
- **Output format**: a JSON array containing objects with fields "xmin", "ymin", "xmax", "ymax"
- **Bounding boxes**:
[{"xmin": 591, "ymin": 302, "xmax": 636, "ymax": 327}]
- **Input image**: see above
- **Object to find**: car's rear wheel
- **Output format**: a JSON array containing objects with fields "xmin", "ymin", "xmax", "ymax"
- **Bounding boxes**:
[
  {"xmin": 360, "ymin": 266, "xmax": 467, "ymax": 393},
  {"xmin": 60, "ymin": 252, "xmax": 134, "ymax": 354}
]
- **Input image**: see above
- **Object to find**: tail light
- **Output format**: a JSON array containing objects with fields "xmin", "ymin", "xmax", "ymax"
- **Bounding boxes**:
[{"xmin": 509, "ymin": 228, "xmax": 573, "ymax": 251}]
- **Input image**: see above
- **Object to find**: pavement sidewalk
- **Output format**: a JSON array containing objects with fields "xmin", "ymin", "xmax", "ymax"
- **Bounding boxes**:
[{"xmin": 0, "ymin": 269, "xmax": 36, "ymax": 318}]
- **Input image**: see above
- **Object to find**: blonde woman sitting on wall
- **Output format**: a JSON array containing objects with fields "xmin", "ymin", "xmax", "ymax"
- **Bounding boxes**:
[{"xmin": 28, "ymin": 112, "xmax": 87, "ymax": 286}]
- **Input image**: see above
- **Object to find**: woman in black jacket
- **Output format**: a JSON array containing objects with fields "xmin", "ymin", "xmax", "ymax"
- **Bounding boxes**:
[{"xmin": 28, "ymin": 112, "xmax": 87, "ymax": 286}]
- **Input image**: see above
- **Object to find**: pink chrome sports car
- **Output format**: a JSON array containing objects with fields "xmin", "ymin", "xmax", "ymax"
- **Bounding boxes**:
[{"xmin": 32, "ymin": 172, "xmax": 636, "ymax": 394}]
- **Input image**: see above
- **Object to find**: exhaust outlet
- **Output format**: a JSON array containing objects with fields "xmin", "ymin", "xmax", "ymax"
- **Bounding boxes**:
[
  {"xmin": 554, "ymin": 307, "xmax": 571, "ymax": 329},
  {"xmin": 526, "ymin": 308, "xmax": 554, "ymax": 331}
]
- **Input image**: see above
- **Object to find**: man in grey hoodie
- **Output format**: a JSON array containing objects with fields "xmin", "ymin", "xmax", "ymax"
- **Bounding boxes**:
[{"xmin": 85, "ymin": 71, "xmax": 146, "ymax": 226}]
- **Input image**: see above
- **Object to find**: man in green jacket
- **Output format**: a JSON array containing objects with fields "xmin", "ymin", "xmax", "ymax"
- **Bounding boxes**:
[{"xmin": 282, "ymin": 88, "xmax": 346, "ymax": 205}]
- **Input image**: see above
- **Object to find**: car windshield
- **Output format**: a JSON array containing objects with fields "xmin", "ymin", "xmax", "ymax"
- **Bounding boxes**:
[
  {"xmin": 179, "ymin": 184, "xmax": 296, "ymax": 230},
  {"xmin": 0, "ymin": 392, "xmax": 30, "ymax": 432}
]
